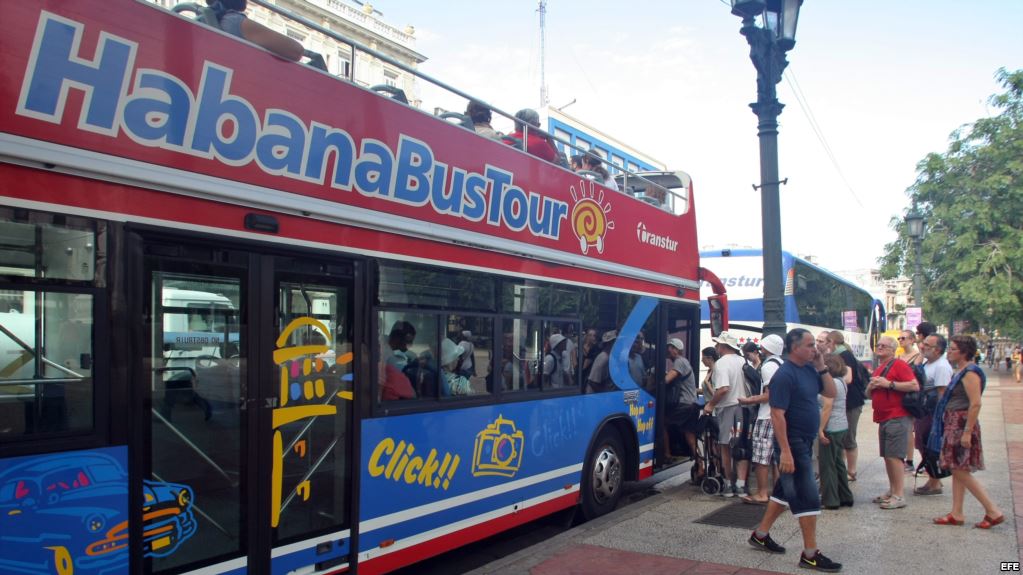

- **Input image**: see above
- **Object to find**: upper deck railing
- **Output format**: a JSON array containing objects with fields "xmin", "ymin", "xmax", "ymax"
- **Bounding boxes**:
[{"xmin": 221, "ymin": 0, "xmax": 688, "ymax": 214}]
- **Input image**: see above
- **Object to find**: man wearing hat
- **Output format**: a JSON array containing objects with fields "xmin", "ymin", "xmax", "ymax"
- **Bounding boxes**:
[
  {"xmin": 440, "ymin": 338, "xmax": 470, "ymax": 396},
  {"xmin": 665, "ymin": 337, "xmax": 699, "ymax": 466},
  {"xmin": 586, "ymin": 330, "xmax": 618, "ymax": 393},
  {"xmin": 544, "ymin": 334, "xmax": 569, "ymax": 388},
  {"xmin": 739, "ymin": 334, "xmax": 785, "ymax": 505},
  {"xmin": 703, "ymin": 331, "xmax": 750, "ymax": 497}
]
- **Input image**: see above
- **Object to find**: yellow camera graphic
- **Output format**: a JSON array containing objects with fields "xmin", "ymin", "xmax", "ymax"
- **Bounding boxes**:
[{"xmin": 472, "ymin": 415, "xmax": 525, "ymax": 478}]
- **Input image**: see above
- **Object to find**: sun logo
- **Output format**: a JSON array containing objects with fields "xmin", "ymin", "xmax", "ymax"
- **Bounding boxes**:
[{"xmin": 569, "ymin": 179, "xmax": 615, "ymax": 255}]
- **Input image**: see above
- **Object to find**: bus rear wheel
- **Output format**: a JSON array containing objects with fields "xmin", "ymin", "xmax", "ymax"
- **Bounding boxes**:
[{"xmin": 580, "ymin": 426, "xmax": 624, "ymax": 520}]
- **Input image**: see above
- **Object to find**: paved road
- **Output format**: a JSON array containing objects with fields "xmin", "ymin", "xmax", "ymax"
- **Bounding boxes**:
[{"xmin": 390, "ymin": 462, "xmax": 690, "ymax": 575}]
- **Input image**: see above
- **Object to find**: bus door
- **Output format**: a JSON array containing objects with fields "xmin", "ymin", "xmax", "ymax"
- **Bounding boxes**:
[
  {"xmin": 143, "ymin": 239, "xmax": 356, "ymax": 574},
  {"xmin": 268, "ymin": 256, "xmax": 355, "ymax": 574}
]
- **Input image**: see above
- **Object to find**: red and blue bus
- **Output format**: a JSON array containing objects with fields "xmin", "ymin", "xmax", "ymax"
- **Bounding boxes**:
[{"xmin": 0, "ymin": 2, "xmax": 725, "ymax": 574}]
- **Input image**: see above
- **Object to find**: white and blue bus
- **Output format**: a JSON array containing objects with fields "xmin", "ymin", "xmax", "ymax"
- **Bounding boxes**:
[{"xmin": 699, "ymin": 249, "xmax": 885, "ymax": 362}]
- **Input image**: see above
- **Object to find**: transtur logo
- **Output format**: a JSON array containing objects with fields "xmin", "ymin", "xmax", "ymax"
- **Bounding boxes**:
[{"xmin": 635, "ymin": 222, "xmax": 679, "ymax": 252}]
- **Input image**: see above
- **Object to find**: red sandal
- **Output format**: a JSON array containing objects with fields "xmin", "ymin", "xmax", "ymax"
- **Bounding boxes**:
[
  {"xmin": 933, "ymin": 513, "xmax": 964, "ymax": 526},
  {"xmin": 975, "ymin": 514, "xmax": 1005, "ymax": 529}
]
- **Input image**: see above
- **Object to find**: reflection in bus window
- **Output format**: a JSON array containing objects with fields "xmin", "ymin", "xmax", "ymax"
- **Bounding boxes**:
[
  {"xmin": 149, "ymin": 272, "xmax": 243, "ymax": 572},
  {"xmin": 0, "ymin": 290, "xmax": 93, "ymax": 437}
]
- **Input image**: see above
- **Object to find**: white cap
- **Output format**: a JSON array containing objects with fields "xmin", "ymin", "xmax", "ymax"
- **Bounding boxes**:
[
  {"xmin": 712, "ymin": 331, "xmax": 742, "ymax": 351},
  {"xmin": 760, "ymin": 334, "xmax": 784, "ymax": 356},
  {"xmin": 441, "ymin": 338, "xmax": 465, "ymax": 365},
  {"xmin": 549, "ymin": 334, "xmax": 567, "ymax": 349},
  {"xmin": 667, "ymin": 338, "xmax": 685, "ymax": 352}
]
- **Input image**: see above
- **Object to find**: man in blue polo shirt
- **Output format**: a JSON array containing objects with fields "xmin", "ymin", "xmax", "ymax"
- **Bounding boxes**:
[{"xmin": 748, "ymin": 328, "xmax": 842, "ymax": 572}]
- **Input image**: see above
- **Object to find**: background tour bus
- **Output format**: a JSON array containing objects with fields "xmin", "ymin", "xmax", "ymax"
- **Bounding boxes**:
[{"xmin": 699, "ymin": 248, "xmax": 885, "ymax": 369}]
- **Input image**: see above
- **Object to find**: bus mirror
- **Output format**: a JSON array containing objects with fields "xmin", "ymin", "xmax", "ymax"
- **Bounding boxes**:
[{"xmin": 708, "ymin": 294, "xmax": 728, "ymax": 337}]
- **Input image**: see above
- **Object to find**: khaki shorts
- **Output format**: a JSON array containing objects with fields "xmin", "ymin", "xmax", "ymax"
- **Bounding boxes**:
[{"xmin": 879, "ymin": 416, "xmax": 912, "ymax": 458}]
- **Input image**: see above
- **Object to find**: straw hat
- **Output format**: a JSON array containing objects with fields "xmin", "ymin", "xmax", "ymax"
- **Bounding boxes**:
[
  {"xmin": 601, "ymin": 330, "xmax": 618, "ymax": 344},
  {"xmin": 712, "ymin": 331, "xmax": 742, "ymax": 352}
]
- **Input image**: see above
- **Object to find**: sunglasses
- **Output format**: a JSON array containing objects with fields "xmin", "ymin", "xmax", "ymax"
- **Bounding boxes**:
[{"xmin": 897, "ymin": 337, "xmax": 907, "ymax": 341}]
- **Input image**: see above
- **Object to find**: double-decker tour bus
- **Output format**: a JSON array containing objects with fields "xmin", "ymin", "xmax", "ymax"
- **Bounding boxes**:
[
  {"xmin": 0, "ymin": 1, "xmax": 727, "ymax": 574},
  {"xmin": 699, "ymin": 248, "xmax": 885, "ymax": 363}
]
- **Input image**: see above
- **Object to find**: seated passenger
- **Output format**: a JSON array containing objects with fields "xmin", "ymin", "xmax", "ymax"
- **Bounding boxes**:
[
  {"xmin": 583, "ymin": 153, "xmax": 620, "ymax": 191},
  {"xmin": 380, "ymin": 363, "xmax": 416, "ymax": 401},
  {"xmin": 569, "ymin": 154, "xmax": 585, "ymax": 172},
  {"xmin": 505, "ymin": 109, "xmax": 558, "ymax": 163},
  {"xmin": 465, "ymin": 101, "xmax": 503, "ymax": 140},
  {"xmin": 440, "ymin": 338, "xmax": 472, "ymax": 396},
  {"xmin": 207, "ymin": 0, "xmax": 304, "ymax": 62}
]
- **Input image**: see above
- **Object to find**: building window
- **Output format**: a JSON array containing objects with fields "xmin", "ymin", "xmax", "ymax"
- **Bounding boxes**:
[{"xmin": 383, "ymin": 69, "xmax": 399, "ymax": 88}]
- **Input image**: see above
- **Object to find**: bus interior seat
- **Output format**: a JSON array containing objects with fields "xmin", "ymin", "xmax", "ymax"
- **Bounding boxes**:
[
  {"xmin": 438, "ymin": 112, "xmax": 474, "ymax": 131},
  {"xmin": 370, "ymin": 84, "xmax": 409, "ymax": 105}
]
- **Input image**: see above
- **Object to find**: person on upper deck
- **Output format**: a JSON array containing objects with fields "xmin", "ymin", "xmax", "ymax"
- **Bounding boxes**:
[
  {"xmin": 583, "ymin": 153, "xmax": 620, "ymax": 191},
  {"xmin": 465, "ymin": 101, "xmax": 503, "ymax": 140},
  {"xmin": 207, "ymin": 0, "xmax": 304, "ymax": 62},
  {"xmin": 505, "ymin": 109, "xmax": 558, "ymax": 163}
]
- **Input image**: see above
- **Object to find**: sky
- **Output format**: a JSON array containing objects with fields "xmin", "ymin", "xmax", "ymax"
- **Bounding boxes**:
[{"xmin": 367, "ymin": 0, "xmax": 1023, "ymax": 277}]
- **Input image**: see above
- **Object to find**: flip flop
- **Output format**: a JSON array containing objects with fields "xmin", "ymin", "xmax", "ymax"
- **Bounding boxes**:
[
  {"xmin": 740, "ymin": 495, "xmax": 768, "ymax": 506},
  {"xmin": 933, "ymin": 513, "xmax": 964, "ymax": 526},
  {"xmin": 975, "ymin": 514, "xmax": 1006, "ymax": 529}
]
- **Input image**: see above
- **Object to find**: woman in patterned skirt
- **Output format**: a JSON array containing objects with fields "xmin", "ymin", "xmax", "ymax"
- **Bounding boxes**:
[{"xmin": 931, "ymin": 335, "xmax": 1005, "ymax": 528}]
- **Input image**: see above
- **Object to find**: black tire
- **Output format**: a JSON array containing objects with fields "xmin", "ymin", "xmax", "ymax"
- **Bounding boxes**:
[
  {"xmin": 702, "ymin": 476, "xmax": 722, "ymax": 495},
  {"xmin": 580, "ymin": 426, "xmax": 625, "ymax": 521}
]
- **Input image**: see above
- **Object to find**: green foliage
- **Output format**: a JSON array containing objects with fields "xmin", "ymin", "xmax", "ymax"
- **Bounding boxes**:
[{"xmin": 881, "ymin": 69, "xmax": 1023, "ymax": 339}]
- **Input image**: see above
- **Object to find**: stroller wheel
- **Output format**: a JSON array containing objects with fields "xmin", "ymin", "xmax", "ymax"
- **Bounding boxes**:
[{"xmin": 702, "ymin": 476, "xmax": 722, "ymax": 495}]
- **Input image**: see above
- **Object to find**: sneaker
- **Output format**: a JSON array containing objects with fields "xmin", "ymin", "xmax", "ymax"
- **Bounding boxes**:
[
  {"xmin": 736, "ymin": 484, "xmax": 750, "ymax": 497},
  {"xmin": 749, "ymin": 531, "xmax": 786, "ymax": 554},
  {"xmin": 903, "ymin": 460, "xmax": 914, "ymax": 473},
  {"xmin": 721, "ymin": 484, "xmax": 737, "ymax": 497},
  {"xmin": 799, "ymin": 550, "xmax": 842, "ymax": 572},
  {"xmin": 879, "ymin": 495, "xmax": 906, "ymax": 509}
]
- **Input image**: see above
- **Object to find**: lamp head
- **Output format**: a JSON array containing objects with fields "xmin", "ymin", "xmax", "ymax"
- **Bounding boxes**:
[{"xmin": 905, "ymin": 207, "xmax": 925, "ymax": 239}]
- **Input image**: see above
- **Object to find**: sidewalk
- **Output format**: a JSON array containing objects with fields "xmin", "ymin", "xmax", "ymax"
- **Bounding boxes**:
[{"xmin": 470, "ymin": 366, "xmax": 1021, "ymax": 575}]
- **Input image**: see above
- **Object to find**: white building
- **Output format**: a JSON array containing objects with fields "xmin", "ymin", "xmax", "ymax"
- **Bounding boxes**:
[{"xmin": 149, "ymin": 0, "xmax": 426, "ymax": 106}]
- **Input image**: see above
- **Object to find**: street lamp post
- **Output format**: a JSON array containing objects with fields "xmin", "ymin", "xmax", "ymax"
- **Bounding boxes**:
[
  {"xmin": 731, "ymin": 0, "xmax": 802, "ymax": 339},
  {"xmin": 905, "ymin": 205, "xmax": 925, "ymax": 307}
]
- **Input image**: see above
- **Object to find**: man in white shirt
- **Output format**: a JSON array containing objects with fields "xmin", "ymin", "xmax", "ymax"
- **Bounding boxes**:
[
  {"xmin": 739, "ymin": 334, "xmax": 784, "ymax": 504},
  {"xmin": 914, "ymin": 334, "xmax": 953, "ymax": 495},
  {"xmin": 702, "ymin": 331, "xmax": 749, "ymax": 497}
]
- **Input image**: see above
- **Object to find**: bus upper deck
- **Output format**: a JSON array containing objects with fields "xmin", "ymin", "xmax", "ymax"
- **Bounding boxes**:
[{"xmin": 2, "ymin": 0, "xmax": 699, "ymax": 299}]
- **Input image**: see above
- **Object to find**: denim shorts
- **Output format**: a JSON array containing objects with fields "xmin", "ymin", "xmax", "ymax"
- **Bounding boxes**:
[{"xmin": 770, "ymin": 434, "xmax": 821, "ymax": 517}]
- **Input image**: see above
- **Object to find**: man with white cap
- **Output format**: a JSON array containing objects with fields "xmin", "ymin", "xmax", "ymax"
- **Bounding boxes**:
[
  {"xmin": 586, "ymin": 330, "xmax": 618, "ymax": 393},
  {"xmin": 665, "ymin": 337, "xmax": 699, "ymax": 466},
  {"xmin": 440, "ymin": 338, "xmax": 470, "ymax": 396},
  {"xmin": 544, "ymin": 334, "xmax": 569, "ymax": 388},
  {"xmin": 739, "ymin": 334, "xmax": 785, "ymax": 504},
  {"xmin": 703, "ymin": 331, "xmax": 750, "ymax": 497}
]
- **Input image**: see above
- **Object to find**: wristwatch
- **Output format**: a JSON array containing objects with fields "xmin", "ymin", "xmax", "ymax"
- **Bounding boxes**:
[
  {"xmin": 889, "ymin": 381, "xmax": 895, "ymax": 390},
  {"xmin": 817, "ymin": 368, "xmax": 828, "ymax": 375}
]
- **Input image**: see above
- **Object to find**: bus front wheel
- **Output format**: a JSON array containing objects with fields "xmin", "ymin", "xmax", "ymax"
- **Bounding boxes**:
[{"xmin": 580, "ymin": 426, "xmax": 624, "ymax": 520}]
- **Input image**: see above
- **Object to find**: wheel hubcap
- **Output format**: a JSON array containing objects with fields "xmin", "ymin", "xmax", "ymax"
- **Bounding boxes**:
[{"xmin": 591, "ymin": 445, "xmax": 622, "ymax": 504}]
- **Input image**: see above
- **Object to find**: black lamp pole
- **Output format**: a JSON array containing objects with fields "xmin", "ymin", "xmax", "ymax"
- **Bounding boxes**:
[
  {"xmin": 905, "ymin": 205, "xmax": 925, "ymax": 307},
  {"xmin": 731, "ymin": 0, "xmax": 801, "ymax": 339}
]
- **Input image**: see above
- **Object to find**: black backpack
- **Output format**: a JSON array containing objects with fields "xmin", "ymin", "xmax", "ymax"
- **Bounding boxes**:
[{"xmin": 741, "ymin": 362, "xmax": 762, "ymax": 396}]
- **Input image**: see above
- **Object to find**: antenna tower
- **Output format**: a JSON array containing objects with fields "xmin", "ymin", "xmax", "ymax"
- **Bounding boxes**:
[{"xmin": 538, "ymin": 0, "xmax": 548, "ymax": 109}]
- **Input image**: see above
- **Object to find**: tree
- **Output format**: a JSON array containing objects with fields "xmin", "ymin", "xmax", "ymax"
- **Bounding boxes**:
[{"xmin": 880, "ymin": 68, "xmax": 1023, "ymax": 339}]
